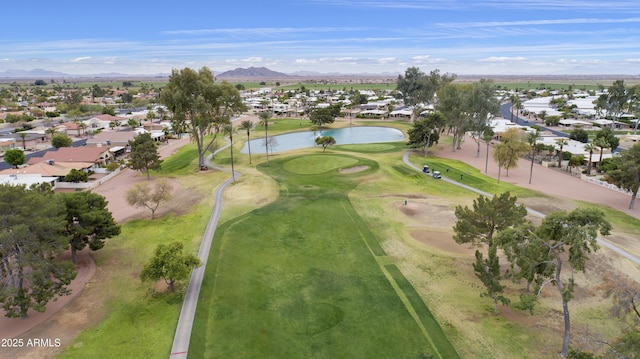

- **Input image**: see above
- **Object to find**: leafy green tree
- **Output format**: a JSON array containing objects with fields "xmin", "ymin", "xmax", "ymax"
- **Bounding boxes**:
[
  {"xmin": 4, "ymin": 148, "xmax": 25, "ymax": 168},
  {"xmin": 59, "ymin": 191, "xmax": 121, "ymax": 265},
  {"xmin": 598, "ymin": 273, "xmax": 640, "ymax": 358},
  {"xmin": 595, "ymin": 127, "xmax": 619, "ymax": 152},
  {"xmin": 436, "ymin": 82, "xmax": 467, "ymax": 151},
  {"xmin": 468, "ymin": 79, "xmax": 500, "ymax": 157},
  {"xmin": 396, "ymin": 67, "xmax": 455, "ymax": 121},
  {"xmin": 314, "ymin": 136, "xmax": 336, "ymax": 152},
  {"xmin": 567, "ymin": 155, "xmax": 583, "ymax": 173},
  {"xmin": 453, "ymin": 191, "xmax": 528, "ymax": 251},
  {"xmin": 63, "ymin": 168, "xmax": 89, "ymax": 183},
  {"xmin": 101, "ymin": 106, "xmax": 116, "ymax": 116},
  {"xmin": 239, "ymin": 120, "xmax": 253, "ymax": 164},
  {"xmin": 501, "ymin": 208, "xmax": 611, "ymax": 357},
  {"xmin": 128, "ymin": 133, "xmax": 162, "ymax": 180},
  {"xmin": 407, "ymin": 112, "xmax": 446, "ymax": 157},
  {"xmin": 473, "ymin": 245, "xmax": 509, "ymax": 315},
  {"xmin": 140, "ymin": 241, "xmax": 201, "ymax": 292},
  {"xmin": 596, "ymin": 80, "xmax": 629, "ymax": 130},
  {"xmin": 259, "ymin": 111, "xmax": 272, "ymax": 165},
  {"xmin": 0, "ymin": 184, "xmax": 76, "ymax": 318},
  {"xmin": 120, "ymin": 92, "xmax": 134, "ymax": 103},
  {"xmin": 605, "ymin": 143, "xmax": 640, "ymax": 209},
  {"xmin": 494, "ymin": 128, "xmax": 529, "ymax": 181},
  {"xmin": 160, "ymin": 67, "xmax": 246, "ymax": 169},
  {"xmin": 309, "ymin": 107, "xmax": 336, "ymax": 127},
  {"xmin": 51, "ymin": 133, "xmax": 73, "ymax": 148},
  {"xmin": 569, "ymin": 128, "xmax": 589, "ymax": 143},
  {"xmin": 453, "ymin": 192, "xmax": 528, "ymax": 314},
  {"xmin": 125, "ymin": 179, "xmax": 173, "ymax": 219}
]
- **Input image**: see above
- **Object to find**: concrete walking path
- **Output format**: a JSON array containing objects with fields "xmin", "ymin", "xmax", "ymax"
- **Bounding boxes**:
[{"xmin": 169, "ymin": 140, "xmax": 237, "ymax": 358}]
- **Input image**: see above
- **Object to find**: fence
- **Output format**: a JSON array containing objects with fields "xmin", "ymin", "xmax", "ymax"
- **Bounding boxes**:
[{"xmin": 581, "ymin": 175, "xmax": 640, "ymax": 198}]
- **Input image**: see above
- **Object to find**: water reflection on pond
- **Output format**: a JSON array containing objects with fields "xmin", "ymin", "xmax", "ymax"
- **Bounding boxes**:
[{"xmin": 240, "ymin": 126, "xmax": 405, "ymax": 154}]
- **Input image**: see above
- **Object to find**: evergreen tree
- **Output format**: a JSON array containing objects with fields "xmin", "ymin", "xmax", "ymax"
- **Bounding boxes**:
[
  {"xmin": 128, "ymin": 132, "xmax": 162, "ymax": 180},
  {"xmin": 0, "ymin": 184, "xmax": 76, "ymax": 318}
]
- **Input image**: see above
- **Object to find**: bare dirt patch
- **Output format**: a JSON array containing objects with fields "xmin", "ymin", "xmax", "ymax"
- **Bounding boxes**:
[
  {"xmin": 339, "ymin": 165, "xmax": 368, "ymax": 174},
  {"xmin": 0, "ymin": 249, "xmax": 97, "ymax": 359}
]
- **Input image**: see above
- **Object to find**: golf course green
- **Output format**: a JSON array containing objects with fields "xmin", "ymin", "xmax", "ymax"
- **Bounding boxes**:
[{"xmin": 188, "ymin": 153, "xmax": 459, "ymax": 358}]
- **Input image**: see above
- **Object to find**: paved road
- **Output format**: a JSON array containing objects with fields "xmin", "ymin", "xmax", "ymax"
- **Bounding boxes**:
[
  {"xmin": 402, "ymin": 150, "xmax": 640, "ymax": 266},
  {"xmin": 169, "ymin": 140, "xmax": 237, "ymax": 358},
  {"xmin": 500, "ymin": 103, "xmax": 570, "ymax": 137}
]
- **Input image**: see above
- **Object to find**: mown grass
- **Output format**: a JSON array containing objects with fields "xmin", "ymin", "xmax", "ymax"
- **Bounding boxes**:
[
  {"xmin": 189, "ymin": 153, "xmax": 457, "ymax": 359},
  {"xmin": 58, "ymin": 126, "xmax": 635, "ymax": 359},
  {"xmin": 57, "ymin": 144, "xmax": 226, "ymax": 359}
]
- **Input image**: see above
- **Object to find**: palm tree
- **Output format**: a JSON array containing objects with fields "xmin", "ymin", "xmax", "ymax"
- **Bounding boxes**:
[
  {"xmin": 45, "ymin": 127, "xmax": 57, "ymax": 140},
  {"xmin": 224, "ymin": 124, "xmax": 236, "ymax": 182},
  {"xmin": 583, "ymin": 143, "xmax": 596, "ymax": 175},
  {"xmin": 594, "ymin": 137, "xmax": 609, "ymax": 172},
  {"xmin": 239, "ymin": 120, "xmax": 253, "ymax": 164},
  {"xmin": 259, "ymin": 111, "xmax": 272, "ymax": 165},
  {"xmin": 17, "ymin": 132, "xmax": 27, "ymax": 150},
  {"xmin": 526, "ymin": 130, "xmax": 541, "ymax": 184},
  {"xmin": 482, "ymin": 128, "xmax": 494, "ymax": 173},
  {"xmin": 556, "ymin": 138, "xmax": 568, "ymax": 168}
]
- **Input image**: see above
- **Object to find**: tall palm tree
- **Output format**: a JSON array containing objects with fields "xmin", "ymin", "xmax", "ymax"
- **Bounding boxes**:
[
  {"xmin": 583, "ymin": 143, "xmax": 596, "ymax": 175},
  {"xmin": 259, "ymin": 111, "xmax": 272, "ymax": 165},
  {"xmin": 556, "ymin": 138, "xmax": 568, "ymax": 168},
  {"xmin": 526, "ymin": 130, "xmax": 541, "ymax": 184},
  {"xmin": 239, "ymin": 120, "xmax": 253, "ymax": 164},
  {"xmin": 594, "ymin": 137, "xmax": 609, "ymax": 172},
  {"xmin": 224, "ymin": 124, "xmax": 236, "ymax": 182},
  {"xmin": 17, "ymin": 132, "xmax": 27, "ymax": 150},
  {"xmin": 482, "ymin": 128, "xmax": 494, "ymax": 174}
]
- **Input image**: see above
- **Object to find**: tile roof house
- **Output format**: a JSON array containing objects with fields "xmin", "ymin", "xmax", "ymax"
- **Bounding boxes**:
[
  {"xmin": 86, "ymin": 130, "xmax": 138, "ymax": 148},
  {"xmin": 35, "ymin": 147, "xmax": 113, "ymax": 167},
  {"xmin": 84, "ymin": 114, "xmax": 128, "ymax": 132},
  {"xmin": 0, "ymin": 160, "xmax": 93, "ymax": 177}
]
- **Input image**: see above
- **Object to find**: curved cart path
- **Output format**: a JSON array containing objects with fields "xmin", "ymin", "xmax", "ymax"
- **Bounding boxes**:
[
  {"xmin": 433, "ymin": 135, "xmax": 639, "ymax": 221},
  {"xmin": 405, "ymin": 136, "xmax": 640, "ymax": 267},
  {"xmin": 169, "ymin": 139, "xmax": 236, "ymax": 358}
]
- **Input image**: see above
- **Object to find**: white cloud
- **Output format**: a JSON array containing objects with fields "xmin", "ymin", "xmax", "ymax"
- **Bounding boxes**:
[{"xmin": 478, "ymin": 56, "xmax": 527, "ymax": 63}]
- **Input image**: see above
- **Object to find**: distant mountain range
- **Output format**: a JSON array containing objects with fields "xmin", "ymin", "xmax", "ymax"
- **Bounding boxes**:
[
  {"xmin": 216, "ymin": 67, "xmax": 289, "ymax": 79},
  {"xmin": 0, "ymin": 66, "xmax": 396, "ymax": 80},
  {"xmin": 1, "ymin": 67, "xmax": 635, "ymax": 82},
  {"xmin": 0, "ymin": 68, "xmax": 168, "ymax": 79}
]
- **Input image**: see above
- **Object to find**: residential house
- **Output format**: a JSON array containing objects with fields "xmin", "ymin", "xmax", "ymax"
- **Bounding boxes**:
[
  {"xmin": 84, "ymin": 114, "xmax": 128, "ymax": 132},
  {"xmin": 36, "ymin": 147, "xmax": 114, "ymax": 168}
]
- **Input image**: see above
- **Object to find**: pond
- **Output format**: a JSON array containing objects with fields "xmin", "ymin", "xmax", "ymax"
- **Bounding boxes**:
[{"xmin": 240, "ymin": 126, "xmax": 405, "ymax": 154}]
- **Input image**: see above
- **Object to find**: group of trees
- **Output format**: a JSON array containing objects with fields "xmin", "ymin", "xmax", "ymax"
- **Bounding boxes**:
[
  {"xmin": 0, "ymin": 184, "xmax": 120, "ymax": 318},
  {"xmin": 454, "ymin": 192, "xmax": 612, "ymax": 357},
  {"xmin": 399, "ymin": 67, "xmax": 500, "ymax": 157},
  {"xmin": 160, "ymin": 67, "xmax": 247, "ymax": 169}
]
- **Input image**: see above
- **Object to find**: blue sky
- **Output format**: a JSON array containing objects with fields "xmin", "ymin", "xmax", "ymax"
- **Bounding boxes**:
[{"xmin": 2, "ymin": 0, "xmax": 639, "ymax": 76}]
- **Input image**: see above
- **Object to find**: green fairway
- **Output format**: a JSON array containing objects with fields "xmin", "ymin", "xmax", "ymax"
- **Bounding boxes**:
[{"xmin": 189, "ymin": 153, "xmax": 459, "ymax": 358}]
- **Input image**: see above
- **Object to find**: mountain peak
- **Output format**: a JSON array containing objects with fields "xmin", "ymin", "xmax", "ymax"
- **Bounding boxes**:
[{"xmin": 216, "ymin": 67, "xmax": 290, "ymax": 79}]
